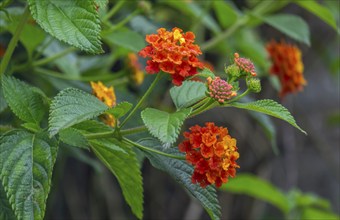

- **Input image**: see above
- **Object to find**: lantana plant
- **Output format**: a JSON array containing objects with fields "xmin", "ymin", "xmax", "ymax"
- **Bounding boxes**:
[{"xmin": 1, "ymin": 1, "xmax": 337, "ymax": 220}]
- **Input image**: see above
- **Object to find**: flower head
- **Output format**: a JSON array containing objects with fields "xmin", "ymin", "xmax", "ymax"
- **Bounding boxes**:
[
  {"xmin": 234, "ymin": 53, "xmax": 257, "ymax": 76},
  {"xmin": 127, "ymin": 53, "xmax": 144, "ymax": 85},
  {"xmin": 266, "ymin": 41, "xmax": 306, "ymax": 98},
  {"xmin": 139, "ymin": 27, "xmax": 204, "ymax": 86},
  {"xmin": 179, "ymin": 122, "xmax": 239, "ymax": 188},
  {"xmin": 90, "ymin": 81, "xmax": 116, "ymax": 127},
  {"xmin": 207, "ymin": 77, "xmax": 237, "ymax": 103}
]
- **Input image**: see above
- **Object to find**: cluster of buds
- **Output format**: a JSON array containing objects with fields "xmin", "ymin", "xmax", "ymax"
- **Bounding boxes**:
[{"xmin": 207, "ymin": 77, "xmax": 237, "ymax": 103}]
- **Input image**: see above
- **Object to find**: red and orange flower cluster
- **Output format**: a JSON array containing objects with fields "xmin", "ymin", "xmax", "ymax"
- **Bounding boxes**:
[
  {"xmin": 266, "ymin": 41, "xmax": 306, "ymax": 98},
  {"xmin": 139, "ymin": 27, "xmax": 204, "ymax": 86},
  {"xmin": 179, "ymin": 123, "xmax": 239, "ymax": 188}
]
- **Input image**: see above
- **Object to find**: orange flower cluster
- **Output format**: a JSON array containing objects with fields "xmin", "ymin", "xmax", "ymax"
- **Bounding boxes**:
[
  {"xmin": 90, "ymin": 81, "xmax": 116, "ymax": 127},
  {"xmin": 234, "ymin": 53, "xmax": 257, "ymax": 76},
  {"xmin": 266, "ymin": 41, "xmax": 306, "ymax": 98},
  {"xmin": 128, "ymin": 53, "xmax": 144, "ymax": 85},
  {"xmin": 139, "ymin": 27, "xmax": 204, "ymax": 86},
  {"xmin": 179, "ymin": 122, "xmax": 239, "ymax": 188}
]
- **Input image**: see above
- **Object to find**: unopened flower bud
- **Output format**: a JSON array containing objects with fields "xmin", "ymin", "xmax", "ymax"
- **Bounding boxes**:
[
  {"xmin": 207, "ymin": 77, "xmax": 237, "ymax": 103},
  {"xmin": 225, "ymin": 64, "xmax": 240, "ymax": 79},
  {"xmin": 234, "ymin": 53, "xmax": 257, "ymax": 77},
  {"xmin": 246, "ymin": 77, "xmax": 261, "ymax": 93}
]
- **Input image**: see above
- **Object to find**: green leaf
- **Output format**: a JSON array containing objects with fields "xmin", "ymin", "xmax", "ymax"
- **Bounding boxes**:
[
  {"xmin": 0, "ymin": 7, "xmax": 45, "ymax": 57},
  {"xmin": 2, "ymin": 76, "xmax": 46, "ymax": 124},
  {"xmin": 0, "ymin": 183, "xmax": 15, "ymax": 220},
  {"xmin": 48, "ymin": 88, "xmax": 108, "ymax": 137},
  {"xmin": 140, "ymin": 139, "xmax": 221, "ymax": 220},
  {"xmin": 21, "ymin": 122, "xmax": 42, "ymax": 133},
  {"xmin": 141, "ymin": 108, "xmax": 191, "ymax": 144},
  {"xmin": 220, "ymin": 174, "xmax": 289, "ymax": 213},
  {"xmin": 27, "ymin": 0, "xmax": 103, "ymax": 53},
  {"xmin": 213, "ymin": 1, "xmax": 239, "ymax": 28},
  {"xmin": 90, "ymin": 139, "xmax": 143, "ymax": 219},
  {"xmin": 302, "ymin": 208, "xmax": 340, "ymax": 220},
  {"xmin": 295, "ymin": 0, "xmax": 339, "ymax": 33},
  {"xmin": 170, "ymin": 81, "xmax": 207, "ymax": 109},
  {"xmin": 59, "ymin": 127, "xmax": 89, "ymax": 149},
  {"xmin": 0, "ymin": 131, "xmax": 58, "ymax": 220},
  {"xmin": 194, "ymin": 67, "xmax": 216, "ymax": 79},
  {"xmin": 103, "ymin": 29, "xmax": 146, "ymax": 52},
  {"xmin": 106, "ymin": 102, "xmax": 133, "ymax": 118},
  {"xmin": 72, "ymin": 120, "xmax": 113, "ymax": 134},
  {"xmin": 229, "ymin": 99, "xmax": 307, "ymax": 134},
  {"xmin": 260, "ymin": 14, "xmax": 310, "ymax": 46},
  {"xmin": 0, "ymin": 84, "xmax": 7, "ymax": 113}
]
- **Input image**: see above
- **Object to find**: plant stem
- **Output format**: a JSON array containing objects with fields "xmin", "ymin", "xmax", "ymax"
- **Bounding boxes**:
[
  {"xmin": 33, "ymin": 47, "xmax": 77, "ymax": 67},
  {"xmin": 84, "ymin": 131, "xmax": 114, "ymax": 139},
  {"xmin": 119, "ymin": 72, "xmax": 163, "ymax": 128},
  {"xmin": 123, "ymin": 138, "xmax": 185, "ymax": 160},
  {"xmin": 190, "ymin": 98, "xmax": 216, "ymax": 117},
  {"xmin": 200, "ymin": 16, "xmax": 248, "ymax": 51},
  {"xmin": 106, "ymin": 9, "xmax": 140, "ymax": 33},
  {"xmin": 225, "ymin": 88, "xmax": 250, "ymax": 104},
  {"xmin": 191, "ymin": 97, "xmax": 209, "ymax": 110},
  {"xmin": 0, "ymin": 6, "xmax": 30, "ymax": 76},
  {"xmin": 102, "ymin": 0, "xmax": 125, "ymax": 23},
  {"xmin": 120, "ymin": 126, "xmax": 147, "ymax": 136}
]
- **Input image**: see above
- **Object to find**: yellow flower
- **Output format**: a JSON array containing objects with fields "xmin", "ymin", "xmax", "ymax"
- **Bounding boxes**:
[
  {"xmin": 90, "ymin": 81, "xmax": 116, "ymax": 126},
  {"xmin": 127, "ymin": 53, "xmax": 145, "ymax": 86}
]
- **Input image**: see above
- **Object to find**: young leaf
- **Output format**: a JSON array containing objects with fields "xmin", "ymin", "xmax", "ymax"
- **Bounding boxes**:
[
  {"xmin": 0, "ymin": 183, "xmax": 15, "ymax": 220},
  {"xmin": 48, "ymin": 88, "xmax": 108, "ymax": 137},
  {"xmin": 106, "ymin": 102, "xmax": 133, "ymax": 119},
  {"xmin": 0, "ymin": 131, "xmax": 58, "ymax": 220},
  {"xmin": 229, "ymin": 99, "xmax": 307, "ymax": 134},
  {"xmin": 260, "ymin": 14, "xmax": 310, "ymax": 46},
  {"xmin": 27, "ymin": 0, "xmax": 103, "ymax": 53},
  {"xmin": 139, "ymin": 139, "xmax": 221, "ymax": 220},
  {"xmin": 295, "ymin": 0, "xmax": 339, "ymax": 33},
  {"xmin": 59, "ymin": 127, "xmax": 89, "ymax": 149},
  {"xmin": 170, "ymin": 81, "xmax": 207, "ymax": 109},
  {"xmin": 2, "ymin": 76, "xmax": 46, "ymax": 124},
  {"xmin": 90, "ymin": 139, "xmax": 143, "ymax": 219},
  {"xmin": 220, "ymin": 174, "xmax": 289, "ymax": 214},
  {"xmin": 141, "ymin": 108, "xmax": 192, "ymax": 144}
]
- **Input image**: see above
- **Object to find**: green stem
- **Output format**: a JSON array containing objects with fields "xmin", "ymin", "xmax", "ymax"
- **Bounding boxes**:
[
  {"xmin": 225, "ymin": 88, "xmax": 250, "ymax": 104},
  {"xmin": 200, "ymin": 16, "xmax": 248, "ymax": 51},
  {"xmin": 190, "ymin": 98, "xmax": 216, "ymax": 117},
  {"xmin": 84, "ymin": 131, "xmax": 114, "ymax": 139},
  {"xmin": 0, "ymin": 6, "xmax": 30, "ymax": 76},
  {"xmin": 33, "ymin": 47, "xmax": 77, "ymax": 67},
  {"xmin": 123, "ymin": 138, "xmax": 185, "ymax": 160},
  {"xmin": 102, "ymin": 0, "xmax": 125, "ymax": 22},
  {"xmin": 191, "ymin": 97, "xmax": 209, "ymax": 110},
  {"xmin": 119, "ymin": 72, "xmax": 163, "ymax": 128},
  {"xmin": 105, "ymin": 9, "xmax": 140, "ymax": 33},
  {"xmin": 120, "ymin": 126, "xmax": 147, "ymax": 136}
]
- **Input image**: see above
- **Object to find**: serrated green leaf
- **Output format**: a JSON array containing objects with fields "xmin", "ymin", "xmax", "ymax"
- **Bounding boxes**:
[
  {"xmin": 220, "ymin": 174, "xmax": 289, "ymax": 214},
  {"xmin": 27, "ymin": 0, "xmax": 103, "ymax": 53},
  {"xmin": 106, "ymin": 102, "xmax": 133, "ymax": 118},
  {"xmin": 295, "ymin": 0, "xmax": 339, "ymax": 33},
  {"xmin": 72, "ymin": 120, "xmax": 113, "ymax": 134},
  {"xmin": 229, "ymin": 99, "xmax": 307, "ymax": 134},
  {"xmin": 2, "ymin": 76, "xmax": 46, "ymax": 124},
  {"xmin": 141, "ymin": 108, "xmax": 191, "ymax": 144},
  {"xmin": 48, "ymin": 88, "xmax": 108, "ymax": 137},
  {"xmin": 0, "ymin": 131, "xmax": 58, "ymax": 220},
  {"xmin": 21, "ymin": 122, "xmax": 42, "ymax": 133},
  {"xmin": 90, "ymin": 139, "xmax": 143, "ymax": 219},
  {"xmin": 0, "ymin": 84, "xmax": 7, "ymax": 113},
  {"xmin": 59, "ymin": 127, "xmax": 89, "ymax": 149},
  {"xmin": 170, "ymin": 81, "xmax": 207, "ymax": 109},
  {"xmin": 0, "ymin": 183, "xmax": 15, "ymax": 220},
  {"xmin": 261, "ymin": 14, "xmax": 310, "ymax": 46},
  {"xmin": 139, "ymin": 138, "xmax": 221, "ymax": 220},
  {"xmin": 103, "ymin": 29, "xmax": 145, "ymax": 52}
]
